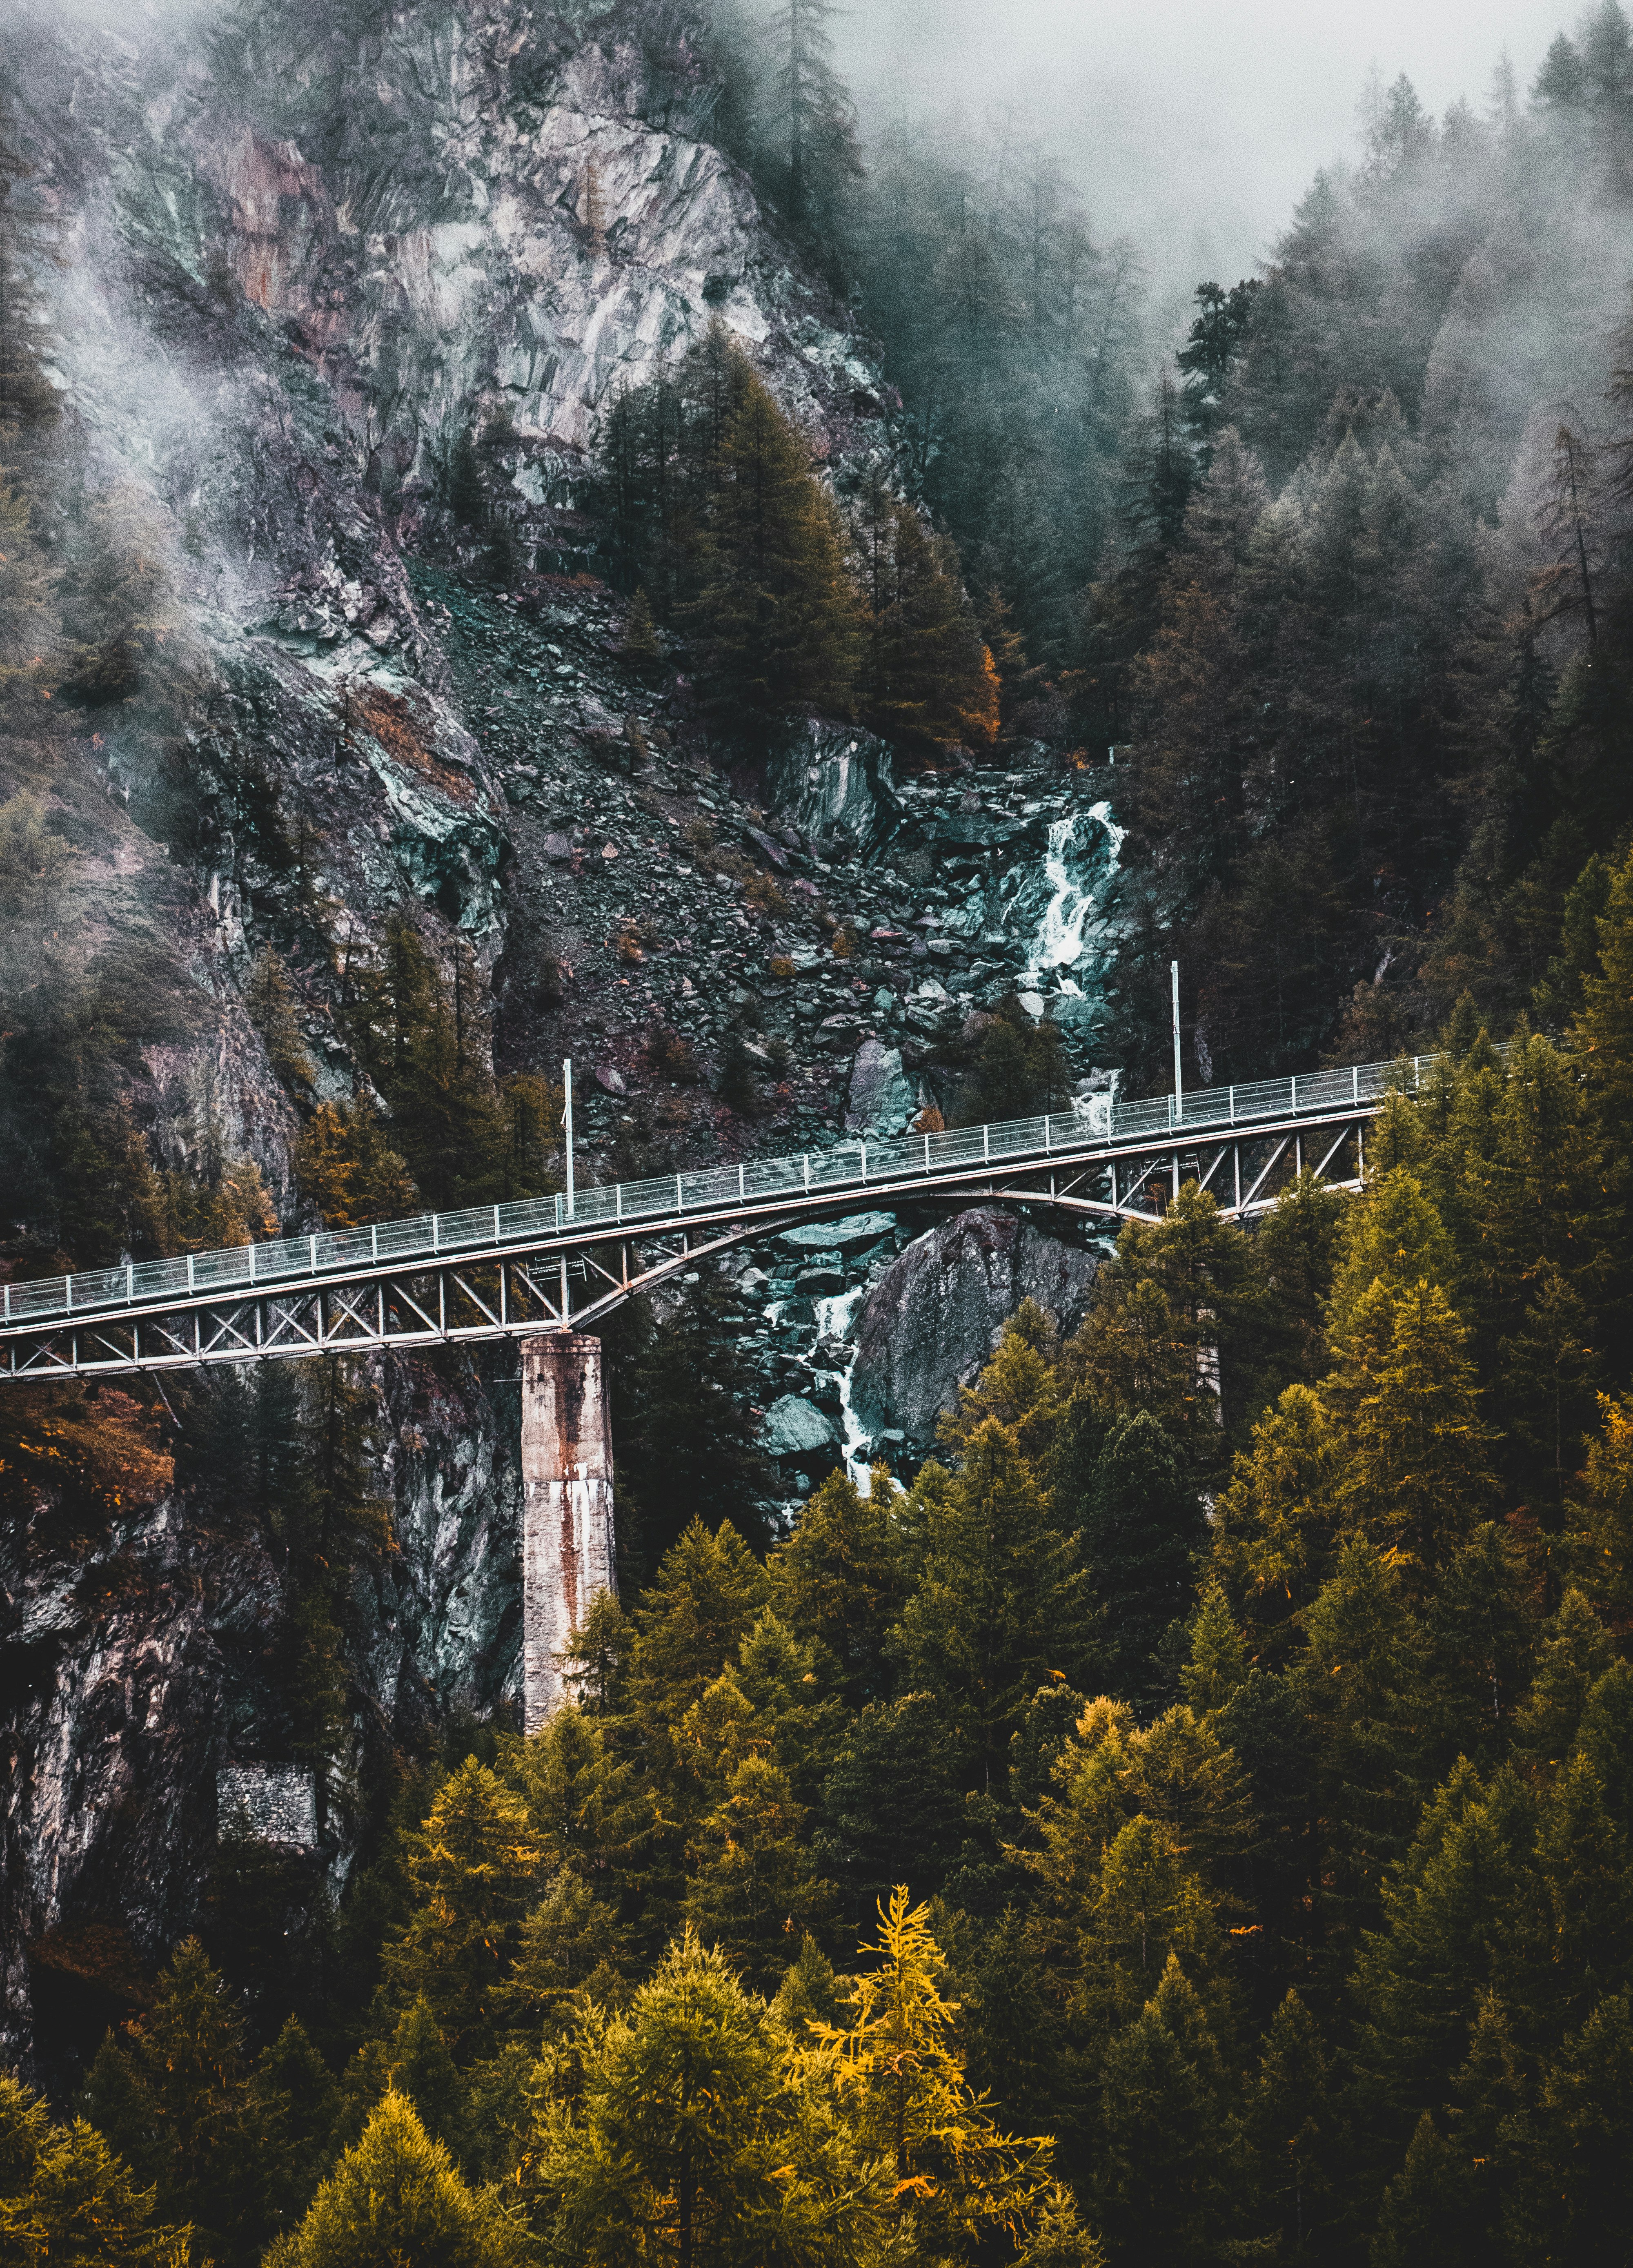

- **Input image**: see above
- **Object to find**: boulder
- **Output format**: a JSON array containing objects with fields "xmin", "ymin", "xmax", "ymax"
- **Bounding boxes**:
[
  {"xmin": 759, "ymin": 1394, "xmax": 839, "ymax": 1459},
  {"xmin": 851, "ymin": 1207, "xmax": 1098, "ymax": 1447},
  {"xmin": 763, "ymin": 719, "xmax": 900, "ymax": 850},
  {"xmin": 778, "ymin": 1212, "xmax": 896, "ymax": 1252},
  {"xmin": 845, "ymin": 1038, "xmax": 917, "ymax": 1136}
]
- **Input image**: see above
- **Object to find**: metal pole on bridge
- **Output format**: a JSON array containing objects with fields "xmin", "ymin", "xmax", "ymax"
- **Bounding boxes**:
[
  {"xmin": 563, "ymin": 1057, "xmax": 575, "ymax": 1219},
  {"xmin": 1171, "ymin": 960, "xmax": 1183, "ymax": 1125}
]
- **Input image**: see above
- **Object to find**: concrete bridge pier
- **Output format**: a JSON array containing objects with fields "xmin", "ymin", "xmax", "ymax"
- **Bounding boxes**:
[{"xmin": 520, "ymin": 1332, "xmax": 616, "ymax": 1733}]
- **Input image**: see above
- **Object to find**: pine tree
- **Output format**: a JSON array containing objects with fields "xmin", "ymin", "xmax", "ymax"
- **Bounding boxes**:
[
  {"xmin": 1081, "ymin": 1412, "xmax": 1201, "ymax": 1704},
  {"xmin": 501, "ymin": 1873, "xmax": 628, "ymax": 2035},
  {"xmin": 1513, "ymin": 1588, "xmax": 1615, "ymax": 1769},
  {"xmin": 1351, "ymin": 1760, "xmax": 1536, "ymax": 2145},
  {"xmin": 963, "ymin": 1906, "xmax": 1068, "ymax": 2136},
  {"xmin": 1295, "ymin": 1537, "xmax": 1430, "ymax": 1942},
  {"xmin": 382, "ymin": 1997, "xmax": 473, "ymax": 2163},
  {"xmin": 863, "ymin": 497, "xmax": 998, "ymax": 746},
  {"xmin": 1332, "ymin": 1281, "xmax": 1495, "ymax": 1580},
  {"xmin": 382, "ymin": 1760, "xmax": 543, "ymax": 2059},
  {"xmin": 815, "ymin": 1888, "xmax": 1054, "ymax": 2250},
  {"xmin": 1326, "ymin": 1169, "xmax": 1459, "ymax": 1348},
  {"xmin": 888, "ymin": 1417, "xmax": 1093, "ymax": 1785},
  {"xmin": 685, "ymin": 362, "xmax": 863, "ymax": 714},
  {"xmin": 771, "ymin": 1463, "xmax": 900, "ymax": 1708},
  {"xmin": 1018, "ymin": 2184, "xmax": 1106, "ymax": 2268},
  {"xmin": 819, "ymin": 1692, "xmax": 967, "ymax": 1920},
  {"xmin": 1241, "ymin": 1990, "xmax": 1341, "ymax": 2266},
  {"xmin": 1573, "ymin": 1657, "xmax": 1633, "ymax": 1830},
  {"xmin": 767, "ymin": 0, "xmax": 862, "ymax": 236},
  {"xmin": 1369, "ymin": 2111, "xmax": 1479, "ymax": 2268},
  {"xmin": 1503, "ymin": 1992, "xmax": 1633, "ymax": 2266},
  {"xmin": 1210, "ymin": 1384, "xmax": 1341, "ymax": 1659},
  {"xmin": 295, "ymin": 1099, "xmax": 417, "ymax": 1228},
  {"xmin": 622, "ymin": 1518, "xmax": 771, "ymax": 1750},
  {"xmin": 533, "ymin": 1930, "xmax": 884, "ymax": 2266},
  {"xmin": 245, "ymin": 949, "xmax": 314, "ymax": 1095},
  {"xmin": 269, "ymin": 2090, "xmax": 514, "ymax": 2268},
  {"xmin": 513, "ymin": 1699, "xmax": 649, "ymax": 1885},
  {"xmin": 610, "ymin": 1281, "xmax": 774, "ymax": 1575},
  {"xmin": 940, "ymin": 1301, "xmax": 1065, "ymax": 1469},
  {"xmin": 86, "ymin": 1938, "xmax": 258, "ymax": 2254},
  {"xmin": 1092, "ymin": 1956, "xmax": 1230, "ymax": 2268},
  {"xmin": 620, "ymin": 586, "xmax": 663, "ymax": 672},
  {"xmin": 684, "ymin": 1753, "xmax": 833, "ymax": 1990},
  {"xmin": 0, "ymin": 2075, "xmax": 189, "ymax": 2268},
  {"xmin": 1422, "ymin": 1523, "xmax": 1538, "ymax": 1773},
  {"xmin": 251, "ymin": 2017, "xmax": 344, "ymax": 2241}
]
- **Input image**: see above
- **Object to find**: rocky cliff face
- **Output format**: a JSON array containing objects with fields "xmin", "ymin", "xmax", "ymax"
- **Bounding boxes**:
[{"xmin": 0, "ymin": 0, "xmax": 1122, "ymax": 2070}]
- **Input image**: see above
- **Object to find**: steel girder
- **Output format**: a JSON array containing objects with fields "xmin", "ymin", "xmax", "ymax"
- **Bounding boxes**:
[{"xmin": 0, "ymin": 1105, "xmax": 1371, "ymax": 1381}]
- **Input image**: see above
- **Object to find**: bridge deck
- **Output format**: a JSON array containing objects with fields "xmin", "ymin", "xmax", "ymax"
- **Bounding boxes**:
[{"xmin": 2, "ymin": 1052, "xmax": 1424, "ymax": 1342}]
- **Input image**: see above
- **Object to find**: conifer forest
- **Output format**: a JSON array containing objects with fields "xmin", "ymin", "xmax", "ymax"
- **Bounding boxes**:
[{"xmin": 7, "ymin": 0, "xmax": 1633, "ymax": 2261}]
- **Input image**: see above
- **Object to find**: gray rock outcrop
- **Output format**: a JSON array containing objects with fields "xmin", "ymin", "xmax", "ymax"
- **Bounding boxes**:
[
  {"xmin": 850, "ymin": 1208, "xmax": 1099, "ymax": 1448},
  {"xmin": 844, "ymin": 1040, "xmax": 918, "ymax": 1136},
  {"xmin": 764, "ymin": 721, "xmax": 900, "ymax": 852}
]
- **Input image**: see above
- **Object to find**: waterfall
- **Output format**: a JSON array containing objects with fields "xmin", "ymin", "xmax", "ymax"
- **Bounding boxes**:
[
  {"xmin": 1028, "ymin": 799, "xmax": 1125, "ymax": 989},
  {"xmin": 812, "ymin": 1285, "xmax": 870, "ymax": 1487}
]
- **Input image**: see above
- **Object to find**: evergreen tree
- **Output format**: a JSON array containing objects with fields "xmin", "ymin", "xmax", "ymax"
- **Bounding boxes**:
[
  {"xmin": 1241, "ymin": 1990, "xmax": 1342, "ymax": 2266},
  {"xmin": 771, "ymin": 1463, "xmax": 900, "ymax": 1708},
  {"xmin": 815, "ymin": 1888, "xmax": 1054, "ymax": 2252},
  {"xmin": 296, "ymin": 1099, "xmax": 416, "ymax": 1228},
  {"xmin": 684, "ymin": 362, "xmax": 863, "ymax": 714},
  {"xmin": 251, "ymin": 2016, "xmax": 344, "ymax": 2241},
  {"xmin": 889, "ymin": 1417, "xmax": 1092, "ymax": 1784},
  {"xmin": 78, "ymin": 1937, "xmax": 258, "ymax": 2255},
  {"xmin": 610, "ymin": 1282, "xmax": 774, "ymax": 1575},
  {"xmin": 268, "ymin": 2091, "xmax": 515, "ymax": 2268},
  {"xmin": 0, "ymin": 2075, "xmax": 188, "ymax": 2268},
  {"xmin": 1081, "ymin": 1412, "xmax": 1201, "ymax": 1704},
  {"xmin": 684, "ymin": 1753, "xmax": 833, "ymax": 1990},
  {"xmin": 621, "ymin": 1518, "xmax": 771, "ymax": 1751},
  {"xmin": 1092, "ymin": 1956, "xmax": 1230, "ymax": 2268},
  {"xmin": 859, "ymin": 492, "xmax": 999, "ymax": 745},
  {"xmin": 1504, "ymin": 1991, "xmax": 1633, "ymax": 2266},
  {"xmin": 1369, "ymin": 2111, "xmax": 1479, "ymax": 2268},
  {"xmin": 382, "ymin": 1760, "xmax": 542, "ymax": 2059},
  {"xmin": 819, "ymin": 1692, "xmax": 966, "ymax": 1919},
  {"xmin": 1295, "ymin": 1537, "xmax": 1429, "ymax": 1943},
  {"xmin": 531, "ymin": 1930, "xmax": 884, "ymax": 2266},
  {"xmin": 1332, "ymin": 1280, "xmax": 1495, "ymax": 1580},
  {"xmin": 963, "ymin": 1905, "xmax": 1069, "ymax": 2136},
  {"xmin": 501, "ymin": 1874, "xmax": 629, "ymax": 2035},
  {"xmin": 765, "ymin": 0, "xmax": 862, "ymax": 237}
]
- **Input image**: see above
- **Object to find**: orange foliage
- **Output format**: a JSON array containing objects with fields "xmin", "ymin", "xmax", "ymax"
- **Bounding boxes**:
[
  {"xmin": 959, "ymin": 645, "xmax": 1001, "ymax": 747},
  {"xmin": 0, "ymin": 1384, "xmax": 174, "ymax": 1518}
]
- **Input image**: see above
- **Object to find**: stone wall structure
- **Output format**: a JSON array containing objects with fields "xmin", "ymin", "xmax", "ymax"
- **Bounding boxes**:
[
  {"xmin": 216, "ymin": 1764, "xmax": 318, "ymax": 1848},
  {"xmin": 520, "ymin": 1334, "xmax": 616, "ymax": 1731}
]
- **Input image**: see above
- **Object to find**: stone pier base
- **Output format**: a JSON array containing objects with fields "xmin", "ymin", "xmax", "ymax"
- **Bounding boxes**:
[{"xmin": 521, "ymin": 1332, "xmax": 616, "ymax": 1733}]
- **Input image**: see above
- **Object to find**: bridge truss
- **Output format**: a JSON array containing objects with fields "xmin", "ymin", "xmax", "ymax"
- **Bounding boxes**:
[{"xmin": 0, "ymin": 1056, "xmax": 1408, "ymax": 1381}]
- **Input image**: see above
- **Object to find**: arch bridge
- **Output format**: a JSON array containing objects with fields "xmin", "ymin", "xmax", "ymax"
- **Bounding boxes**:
[
  {"xmin": 0, "ymin": 1049, "xmax": 1418, "ymax": 1725},
  {"xmin": 0, "ymin": 1053, "xmax": 1415, "ymax": 1384}
]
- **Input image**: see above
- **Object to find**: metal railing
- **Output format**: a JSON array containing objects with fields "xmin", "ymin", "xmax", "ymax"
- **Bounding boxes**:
[{"xmin": 0, "ymin": 1051, "xmax": 1430, "ymax": 1329}]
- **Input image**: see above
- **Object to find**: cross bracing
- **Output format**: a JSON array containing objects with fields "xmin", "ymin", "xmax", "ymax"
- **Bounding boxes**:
[{"xmin": 0, "ymin": 1051, "xmax": 1428, "ymax": 1380}]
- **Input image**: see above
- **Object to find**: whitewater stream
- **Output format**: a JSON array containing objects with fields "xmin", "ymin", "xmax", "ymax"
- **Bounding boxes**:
[
  {"xmin": 1025, "ymin": 798, "xmax": 1127, "ymax": 994},
  {"xmin": 812, "ymin": 1285, "xmax": 871, "ymax": 1488}
]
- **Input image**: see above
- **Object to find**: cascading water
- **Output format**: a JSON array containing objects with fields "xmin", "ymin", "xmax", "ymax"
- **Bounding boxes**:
[
  {"xmin": 1027, "ymin": 799, "xmax": 1126, "ymax": 993},
  {"xmin": 812, "ymin": 1285, "xmax": 870, "ymax": 1487}
]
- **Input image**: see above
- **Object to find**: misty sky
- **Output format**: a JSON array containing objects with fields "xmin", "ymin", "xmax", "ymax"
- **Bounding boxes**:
[{"xmin": 834, "ymin": 0, "xmax": 1577, "ymax": 303}]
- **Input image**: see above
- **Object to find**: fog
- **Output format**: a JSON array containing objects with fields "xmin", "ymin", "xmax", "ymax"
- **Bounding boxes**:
[{"xmin": 835, "ymin": 0, "xmax": 1576, "ymax": 290}]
